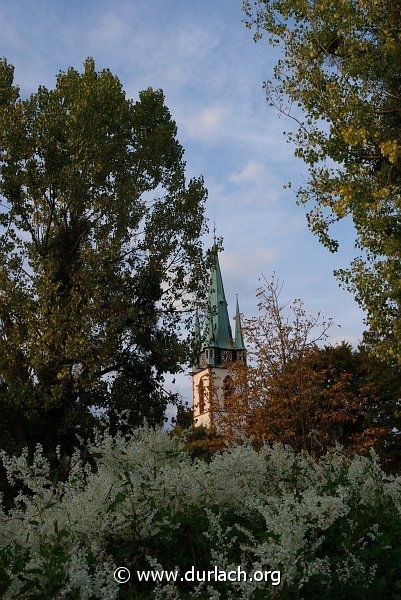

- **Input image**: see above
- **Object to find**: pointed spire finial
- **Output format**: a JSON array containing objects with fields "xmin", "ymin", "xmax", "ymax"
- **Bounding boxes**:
[{"xmin": 203, "ymin": 250, "xmax": 233, "ymax": 350}]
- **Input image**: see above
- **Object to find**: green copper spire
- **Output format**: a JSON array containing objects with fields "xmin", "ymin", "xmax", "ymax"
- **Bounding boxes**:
[
  {"xmin": 203, "ymin": 252, "xmax": 233, "ymax": 349},
  {"xmin": 234, "ymin": 295, "xmax": 246, "ymax": 350}
]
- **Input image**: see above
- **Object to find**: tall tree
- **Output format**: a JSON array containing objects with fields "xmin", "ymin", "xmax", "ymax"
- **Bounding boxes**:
[
  {"xmin": 0, "ymin": 58, "xmax": 208, "ymax": 453},
  {"xmin": 243, "ymin": 0, "xmax": 401, "ymax": 363}
]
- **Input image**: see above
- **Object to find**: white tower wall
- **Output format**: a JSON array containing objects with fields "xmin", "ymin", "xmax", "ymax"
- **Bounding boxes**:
[{"xmin": 192, "ymin": 366, "xmax": 230, "ymax": 428}]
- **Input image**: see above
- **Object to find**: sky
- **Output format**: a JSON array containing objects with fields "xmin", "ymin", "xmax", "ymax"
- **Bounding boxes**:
[{"xmin": 0, "ymin": 0, "xmax": 366, "ymax": 410}]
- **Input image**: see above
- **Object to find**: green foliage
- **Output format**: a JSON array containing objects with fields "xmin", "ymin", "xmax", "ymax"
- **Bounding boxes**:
[
  {"xmin": 243, "ymin": 0, "xmax": 401, "ymax": 363},
  {"xmin": 0, "ymin": 58, "xmax": 208, "ymax": 453},
  {"xmin": 174, "ymin": 401, "xmax": 193, "ymax": 429},
  {"xmin": 1, "ymin": 425, "xmax": 401, "ymax": 598}
]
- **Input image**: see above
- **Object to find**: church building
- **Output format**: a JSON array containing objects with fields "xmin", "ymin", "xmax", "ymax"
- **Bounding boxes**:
[{"xmin": 192, "ymin": 252, "xmax": 246, "ymax": 428}]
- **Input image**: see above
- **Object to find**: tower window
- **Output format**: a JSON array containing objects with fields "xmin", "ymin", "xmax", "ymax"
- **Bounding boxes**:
[
  {"xmin": 198, "ymin": 378, "xmax": 205, "ymax": 414},
  {"xmin": 223, "ymin": 375, "xmax": 234, "ymax": 406}
]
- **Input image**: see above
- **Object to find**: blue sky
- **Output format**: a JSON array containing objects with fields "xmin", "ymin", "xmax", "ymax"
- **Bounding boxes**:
[{"xmin": 1, "ymin": 0, "xmax": 365, "ymax": 406}]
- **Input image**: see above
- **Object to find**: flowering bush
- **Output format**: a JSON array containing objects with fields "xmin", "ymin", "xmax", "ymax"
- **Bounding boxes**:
[{"xmin": 0, "ymin": 425, "xmax": 401, "ymax": 598}]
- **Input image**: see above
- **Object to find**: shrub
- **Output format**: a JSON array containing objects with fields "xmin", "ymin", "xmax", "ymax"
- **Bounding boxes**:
[{"xmin": 0, "ymin": 425, "xmax": 400, "ymax": 598}]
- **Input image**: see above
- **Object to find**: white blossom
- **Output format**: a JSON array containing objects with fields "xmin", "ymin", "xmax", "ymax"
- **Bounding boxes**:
[{"xmin": 0, "ymin": 424, "xmax": 399, "ymax": 598}]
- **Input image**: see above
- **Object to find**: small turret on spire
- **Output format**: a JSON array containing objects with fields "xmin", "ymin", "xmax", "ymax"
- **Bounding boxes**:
[{"xmin": 234, "ymin": 295, "xmax": 246, "ymax": 350}]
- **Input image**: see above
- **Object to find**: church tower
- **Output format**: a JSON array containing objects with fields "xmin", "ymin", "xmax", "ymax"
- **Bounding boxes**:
[{"xmin": 192, "ymin": 252, "xmax": 246, "ymax": 428}]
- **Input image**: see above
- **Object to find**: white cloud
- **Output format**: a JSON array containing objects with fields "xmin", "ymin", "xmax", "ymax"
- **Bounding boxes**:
[
  {"xmin": 88, "ymin": 13, "xmax": 129, "ymax": 46},
  {"xmin": 0, "ymin": 9, "xmax": 21, "ymax": 46},
  {"xmin": 183, "ymin": 105, "xmax": 229, "ymax": 141},
  {"xmin": 206, "ymin": 172, "xmax": 282, "ymax": 208},
  {"xmin": 120, "ymin": 19, "xmax": 220, "ymax": 93},
  {"xmin": 220, "ymin": 248, "xmax": 277, "ymax": 283},
  {"xmin": 229, "ymin": 160, "xmax": 266, "ymax": 185}
]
